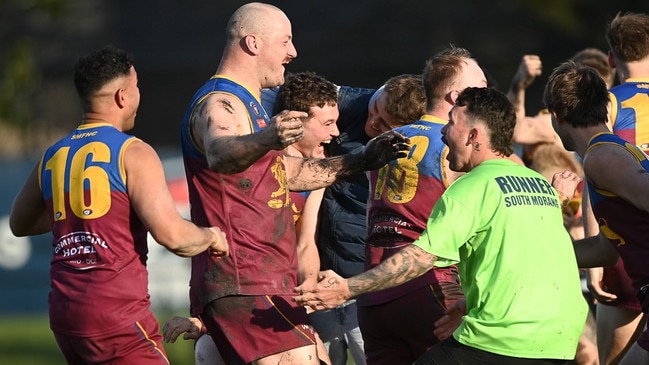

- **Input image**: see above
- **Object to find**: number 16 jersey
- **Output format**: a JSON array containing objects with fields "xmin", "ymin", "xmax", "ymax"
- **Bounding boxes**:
[{"xmin": 39, "ymin": 122, "xmax": 150, "ymax": 337}]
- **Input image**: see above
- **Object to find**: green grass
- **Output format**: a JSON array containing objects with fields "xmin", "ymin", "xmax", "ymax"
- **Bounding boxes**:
[
  {"xmin": 0, "ymin": 313, "xmax": 196, "ymax": 365},
  {"xmin": 0, "ymin": 313, "xmax": 357, "ymax": 364}
]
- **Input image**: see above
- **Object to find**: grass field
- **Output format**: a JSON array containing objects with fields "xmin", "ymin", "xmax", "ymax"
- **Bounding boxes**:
[
  {"xmin": 0, "ymin": 313, "xmax": 196, "ymax": 365},
  {"xmin": 0, "ymin": 313, "xmax": 357, "ymax": 364}
]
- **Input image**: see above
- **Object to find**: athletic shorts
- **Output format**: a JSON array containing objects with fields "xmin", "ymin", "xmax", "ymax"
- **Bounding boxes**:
[
  {"xmin": 201, "ymin": 294, "xmax": 316, "ymax": 364},
  {"xmin": 415, "ymin": 337, "xmax": 568, "ymax": 365},
  {"xmin": 601, "ymin": 259, "xmax": 642, "ymax": 311},
  {"xmin": 357, "ymin": 280, "xmax": 464, "ymax": 365},
  {"xmin": 638, "ymin": 323, "xmax": 649, "ymax": 351},
  {"xmin": 53, "ymin": 311, "xmax": 169, "ymax": 365}
]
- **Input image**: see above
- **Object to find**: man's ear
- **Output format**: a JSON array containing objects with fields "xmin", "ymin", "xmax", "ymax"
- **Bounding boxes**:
[
  {"xmin": 447, "ymin": 90, "xmax": 460, "ymax": 105},
  {"xmin": 243, "ymin": 34, "xmax": 261, "ymax": 55},
  {"xmin": 115, "ymin": 88, "xmax": 125, "ymax": 109},
  {"xmin": 466, "ymin": 128, "xmax": 478, "ymax": 145}
]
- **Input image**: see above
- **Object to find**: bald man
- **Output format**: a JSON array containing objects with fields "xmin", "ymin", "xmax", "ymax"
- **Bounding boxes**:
[{"xmin": 179, "ymin": 2, "xmax": 409, "ymax": 364}]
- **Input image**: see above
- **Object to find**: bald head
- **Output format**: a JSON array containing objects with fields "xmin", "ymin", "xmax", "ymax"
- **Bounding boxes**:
[{"xmin": 226, "ymin": 2, "xmax": 286, "ymax": 41}]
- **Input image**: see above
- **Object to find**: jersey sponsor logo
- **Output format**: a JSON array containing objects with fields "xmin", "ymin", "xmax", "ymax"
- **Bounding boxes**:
[{"xmin": 53, "ymin": 231, "xmax": 109, "ymax": 269}]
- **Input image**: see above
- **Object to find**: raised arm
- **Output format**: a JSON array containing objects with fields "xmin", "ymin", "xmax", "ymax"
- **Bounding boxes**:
[
  {"xmin": 285, "ymin": 130, "xmax": 410, "ymax": 191},
  {"xmin": 506, "ymin": 55, "xmax": 542, "ymax": 121},
  {"xmin": 124, "ymin": 139, "xmax": 227, "ymax": 257},
  {"xmin": 191, "ymin": 93, "xmax": 307, "ymax": 174}
]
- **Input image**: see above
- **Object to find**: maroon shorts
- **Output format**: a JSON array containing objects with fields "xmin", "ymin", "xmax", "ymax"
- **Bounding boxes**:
[
  {"xmin": 358, "ymin": 280, "xmax": 464, "ymax": 365},
  {"xmin": 53, "ymin": 311, "xmax": 169, "ymax": 365},
  {"xmin": 601, "ymin": 259, "xmax": 642, "ymax": 312},
  {"xmin": 201, "ymin": 294, "xmax": 316, "ymax": 364}
]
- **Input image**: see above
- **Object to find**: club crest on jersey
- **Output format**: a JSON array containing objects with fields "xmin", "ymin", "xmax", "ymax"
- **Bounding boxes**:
[
  {"xmin": 250, "ymin": 101, "xmax": 267, "ymax": 128},
  {"xmin": 250, "ymin": 101, "xmax": 261, "ymax": 116}
]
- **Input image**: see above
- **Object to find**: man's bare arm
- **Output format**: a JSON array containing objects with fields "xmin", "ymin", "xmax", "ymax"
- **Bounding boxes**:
[
  {"xmin": 286, "ymin": 130, "xmax": 410, "ymax": 191},
  {"xmin": 293, "ymin": 245, "xmax": 436, "ymax": 310},
  {"xmin": 9, "ymin": 163, "xmax": 50, "ymax": 236},
  {"xmin": 347, "ymin": 245, "xmax": 437, "ymax": 296},
  {"xmin": 192, "ymin": 93, "xmax": 307, "ymax": 174},
  {"xmin": 125, "ymin": 140, "xmax": 227, "ymax": 257}
]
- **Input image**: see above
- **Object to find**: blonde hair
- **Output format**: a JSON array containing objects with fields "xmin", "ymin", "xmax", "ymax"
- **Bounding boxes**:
[{"xmin": 530, "ymin": 143, "xmax": 583, "ymax": 182}]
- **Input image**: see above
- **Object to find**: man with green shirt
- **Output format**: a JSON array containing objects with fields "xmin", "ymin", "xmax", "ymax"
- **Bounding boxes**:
[{"xmin": 294, "ymin": 86, "xmax": 588, "ymax": 364}]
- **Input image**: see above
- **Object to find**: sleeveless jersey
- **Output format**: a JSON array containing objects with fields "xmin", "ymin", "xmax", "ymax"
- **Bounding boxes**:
[
  {"xmin": 360, "ymin": 115, "xmax": 458, "ymax": 306},
  {"xmin": 39, "ymin": 123, "xmax": 150, "ymax": 336},
  {"xmin": 290, "ymin": 190, "xmax": 310, "ymax": 225},
  {"xmin": 609, "ymin": 78, "xmax": 649, "ymax": 152},
  {"xmin": 586, "ymin": 132, "xmax": 649, "ymax": 295},
  {"xmin": 181, "ymin": 76, "xmax": 297, "ymax": 314}
]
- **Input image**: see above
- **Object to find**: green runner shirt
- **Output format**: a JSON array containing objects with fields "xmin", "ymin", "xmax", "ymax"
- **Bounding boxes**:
[{"xmin": 414, "ymin": 159, "xmax": 587, "ymax": 359}]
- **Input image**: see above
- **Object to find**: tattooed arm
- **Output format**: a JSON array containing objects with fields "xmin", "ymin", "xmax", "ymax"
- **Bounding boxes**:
[
  {"xmin": 191, "ymin": 93, "xmax": 307, "ymax": 174},
  {"xmin": 293, "ymin": 245, "xmax": 436, "ymax": 310},
  {"xmin": 286, "ymin": 130, "xmax": 411, "ymax": 191}
]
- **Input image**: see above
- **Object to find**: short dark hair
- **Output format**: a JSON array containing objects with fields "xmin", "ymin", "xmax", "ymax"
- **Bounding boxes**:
[
  {"xmin": 73, "ymin": 45, "xmax": 134, "ymax": 100},
  {"xmin": 543, "ymin": 61, "xmax": 609, "ymax": 128},
  {"xmin": 273, "ymin": 71, "xmax": 338, "ymax": 116},
  {"xmin": 455, "ymin": 87, "xmax": 516, "ymax": 156}
]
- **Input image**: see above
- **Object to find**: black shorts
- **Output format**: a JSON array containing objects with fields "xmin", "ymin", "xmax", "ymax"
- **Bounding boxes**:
[{"xmin": 415, "ymin": 337, "xmax": 568, "ymax": 365}]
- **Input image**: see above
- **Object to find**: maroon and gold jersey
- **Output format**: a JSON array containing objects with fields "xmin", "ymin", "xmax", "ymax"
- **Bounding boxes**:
[
  {"xmin": 181, "ymin": 77, "xmax": 297, "ymax": 315},
  {"xmin": 587, "ymin": 132, "xmax": 649, "ymax": 297},
  {"xmin": 39, "ymin": 122, "xmax": 150, "ymax": 336},
  {"xmin": 361, "ymin": 115, "xmax": 459, "ymax": 306}
]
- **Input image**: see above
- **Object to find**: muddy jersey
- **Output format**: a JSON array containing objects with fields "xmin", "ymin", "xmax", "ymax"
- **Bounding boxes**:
[
  {"xmin": 586, "ymin": 132, "xmax": 649, "ymax": 297},
  {"xmin": 39, "ymin": 123, "xmax": 149, "ymax": 336},
  {"xmin": 610, "ymin": 78, "xmax": 649, "ymax": 152},
  {"xmin": 181, "ymin": 76, "xmax": 297, "ymax": 314},
  {"xmin": 290, "ymin": 190, "xmax": 310, "ymax": 225},
  {"xmin": 360, "ymin": 115, "xmax": 458, "ymax": 306}
]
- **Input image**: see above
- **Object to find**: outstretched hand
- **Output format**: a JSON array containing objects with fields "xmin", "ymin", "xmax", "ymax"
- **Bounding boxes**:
[
  {"xmin": 162, "ymin": 316, "xmax": 203, "ymax": 343},
  {"xmin": 362, "ymin": 130, "xmax": 410, "ymax": 171},
  {"xmin": 293, "ymin": 270, "xmax": 351, "ymax": 311}
]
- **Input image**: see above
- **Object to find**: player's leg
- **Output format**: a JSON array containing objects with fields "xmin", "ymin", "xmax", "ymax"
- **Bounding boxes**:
[{"xmin": 596, "ymin": 304, "xmax": 646, "ymax": 364}]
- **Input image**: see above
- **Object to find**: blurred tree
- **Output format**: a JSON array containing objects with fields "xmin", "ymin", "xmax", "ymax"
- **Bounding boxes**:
[{"xmin": 0, "ymin": 0, "xmax": 65, "ymax": 156}]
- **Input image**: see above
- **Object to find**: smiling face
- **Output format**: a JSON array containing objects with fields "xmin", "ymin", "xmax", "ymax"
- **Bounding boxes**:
[
  {"xmin": 259, "ymin": 11, "xmax": 297, "ymax": 88},
  {"xmin": 293, "ymin": 104, "xmax": 340, "ymax": 158}
]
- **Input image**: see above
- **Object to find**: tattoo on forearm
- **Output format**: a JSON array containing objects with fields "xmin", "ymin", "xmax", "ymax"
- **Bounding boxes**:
[{"xmin": 348, "ymin": 247, "xmax": 435, "ymax": 297}]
